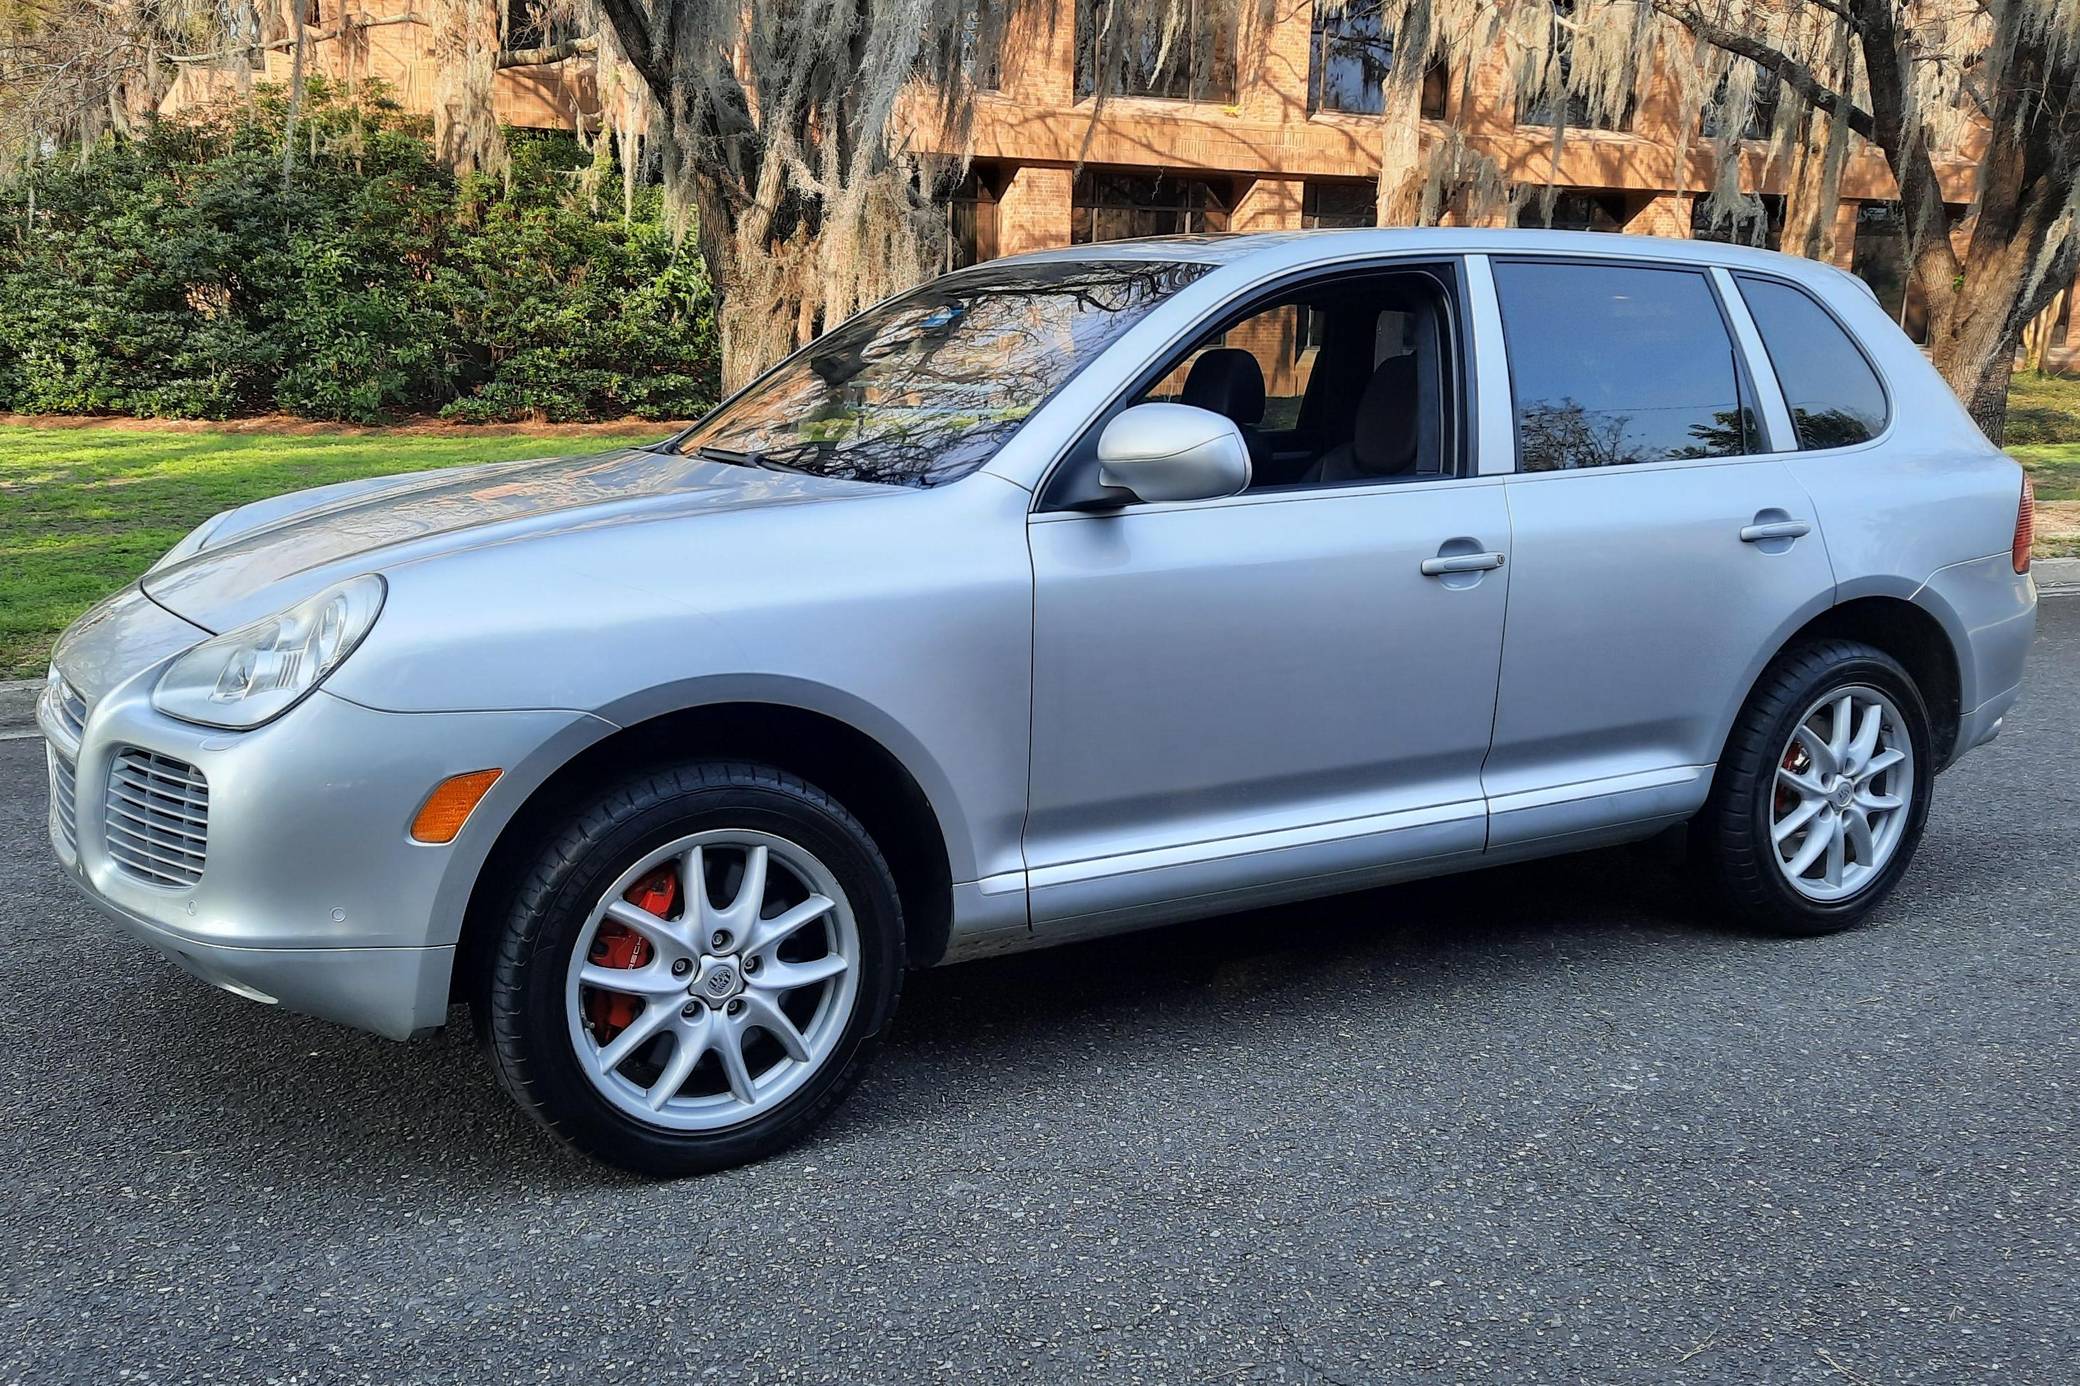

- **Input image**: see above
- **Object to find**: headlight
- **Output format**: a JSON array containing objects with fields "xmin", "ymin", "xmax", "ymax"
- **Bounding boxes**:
[
  {"xmin": 152, "ymin": 575, "xmax": 386, "ymax": 729},
  {"xmin": 147, "ymin": 510, "xmax": 234, "ymax": 574}
]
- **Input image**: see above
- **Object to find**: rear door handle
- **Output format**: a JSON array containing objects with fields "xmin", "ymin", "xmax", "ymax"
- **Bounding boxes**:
[
  {"xmin": 1420, "ymin": 552, "xmax": 1506, "ymax": 576},
  {"xmin": 1739, "ymin": 519, "xmax": 1812, "ymax": 543}
]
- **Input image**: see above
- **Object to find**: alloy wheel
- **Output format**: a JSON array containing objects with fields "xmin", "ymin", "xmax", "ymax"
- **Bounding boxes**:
[
  {"xmin": 563, "ymin": 829, "xmax": 860, "ymax": 1131},
  {"xmin": 1769, "ymin": 684, "xmax": 1915, "ymax": 903}
]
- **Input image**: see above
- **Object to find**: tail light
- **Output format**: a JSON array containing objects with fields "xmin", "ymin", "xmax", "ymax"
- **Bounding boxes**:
[{"xmin": 2013, "ymin": 473, "xmax": 2034, "ymax": 575}]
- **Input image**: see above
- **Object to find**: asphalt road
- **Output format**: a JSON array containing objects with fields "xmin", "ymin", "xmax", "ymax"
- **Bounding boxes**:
[{"xmin": 3, "ymin": 605, "xmax": 2075, "ymax": 1385}]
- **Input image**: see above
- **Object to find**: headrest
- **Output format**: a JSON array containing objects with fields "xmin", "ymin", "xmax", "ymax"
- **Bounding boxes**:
[
  {"xmin": 1352, "ymin": 354, "xmax": 1420, "ymax": 476},
  {"xmin": 1179, "ymin": 348, "xmax": 1266, "ymax": 427}
]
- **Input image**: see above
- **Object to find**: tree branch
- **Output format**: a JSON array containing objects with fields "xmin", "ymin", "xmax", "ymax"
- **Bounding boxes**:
[
  {"xmin": 1851, "ymin": 0, "xmax": 1960, "ymax": 288},
  {"xmin": 161, "ymin": 11, "xmax": 423, "ymax": 64},
  {"xmin": 593, "ymin": 0, "xmax": 669, "ymax": 101},
  {"xmin": 497, "ymin": 36, "xmax": 596, "ymax": 68},
  {"xmin": 1646, "ymin": 0, "xmax": 1874, "ymax": 140}
]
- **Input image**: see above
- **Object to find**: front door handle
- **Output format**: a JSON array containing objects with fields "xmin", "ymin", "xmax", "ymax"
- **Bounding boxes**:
[
  {"xmin": 1420, "ymin": 551, "xmax": 1506, "ymax": 576},
  {"xmin": 1739, "ymin": 519, "xmax": 1812, "ymax": 543}
]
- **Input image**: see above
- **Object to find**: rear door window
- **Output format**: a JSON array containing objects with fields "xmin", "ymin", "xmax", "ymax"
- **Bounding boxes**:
[
  {"xmin": 1493, "ymin": 260, "xmax": 1758, "ymax": 471},
  {"xmin": 1734, "ymin": 274, "xmax": 1889, "ymax": 449}
]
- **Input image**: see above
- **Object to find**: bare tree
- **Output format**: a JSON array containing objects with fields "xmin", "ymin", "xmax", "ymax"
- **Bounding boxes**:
[
  {"xmin": 572, "ymin": 0, "xmax": 1014, "ymax": 386},
  {"xmin": 1346, "ymin": 0, "xmax": 2077, "ymax": 440},
  {"xmin": 0, "ymin": 0, "xmax": 216, "ymax": 172},
  {"xmin": 7, "ymin": 0, "xmax": 2075, "ymax": 433}
]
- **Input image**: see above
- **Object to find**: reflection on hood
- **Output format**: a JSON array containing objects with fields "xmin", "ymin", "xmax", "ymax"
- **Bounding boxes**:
[{"xmin": 141, "ymin": 445, "xmax": 891, "ymax": 631}]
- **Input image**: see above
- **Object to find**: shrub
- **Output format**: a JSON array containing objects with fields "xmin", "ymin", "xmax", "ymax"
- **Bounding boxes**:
[{"xmin": 0, "ymin": 83, "xmax": 720, "ymax": 424}]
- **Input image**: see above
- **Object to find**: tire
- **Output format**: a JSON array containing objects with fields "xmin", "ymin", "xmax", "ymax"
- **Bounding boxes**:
[
  {"xmin": 476, "ymin": 760, "xmax": 904, "ymax": 1177},
  {"xmin": 1691, "ymin": 638, "xmax": 1934, "ymax": 936}
]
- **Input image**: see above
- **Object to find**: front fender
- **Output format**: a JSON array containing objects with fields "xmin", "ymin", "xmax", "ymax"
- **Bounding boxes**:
[{"xmin": 587, "ymin": 672, "xmax": 985, "ymax": 883}]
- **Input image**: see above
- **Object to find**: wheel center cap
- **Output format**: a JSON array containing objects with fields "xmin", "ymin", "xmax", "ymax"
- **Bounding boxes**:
[
  {"xmin": 692, "ymin": 955, "xmax": 743, "ymax": 1003},
  {"xmin": 1830, "ymin": 781, "xmax": 1856, "ymax": 810}
]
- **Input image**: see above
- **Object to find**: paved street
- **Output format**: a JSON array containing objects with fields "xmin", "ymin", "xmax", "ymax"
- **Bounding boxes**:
[{"xmin": 2, "ymin": 602, "xmax": 2074, "ymax": 1385}]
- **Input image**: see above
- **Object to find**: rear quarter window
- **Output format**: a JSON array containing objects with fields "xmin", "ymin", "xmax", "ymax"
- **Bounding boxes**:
[{"xmin": 1734, "ymin": 274, "xmax": 1889, "ymax": 450}]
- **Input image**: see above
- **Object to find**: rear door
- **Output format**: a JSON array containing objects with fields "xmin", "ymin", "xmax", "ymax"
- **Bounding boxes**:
[{"xmin": 1479, "ymin": 256, "xmax": 1837, "ymax": 849}]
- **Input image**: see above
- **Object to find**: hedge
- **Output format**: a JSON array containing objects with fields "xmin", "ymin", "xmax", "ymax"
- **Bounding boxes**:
[{"xmin": 0, "ymin": 82, "xmax": 721, "ymax": 425}]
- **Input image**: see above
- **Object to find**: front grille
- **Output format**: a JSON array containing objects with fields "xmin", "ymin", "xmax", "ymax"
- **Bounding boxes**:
[
  {"xmin": 47, "ymin": 745, "xmax": 79, "ymax": 858},
  {"xmin": 104, "ymin": 748, "xmax": 210, "ymax": 888}
]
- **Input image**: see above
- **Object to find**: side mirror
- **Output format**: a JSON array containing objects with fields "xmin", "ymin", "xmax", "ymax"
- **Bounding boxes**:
[{"xmin": 1095, "ymin": 403, "xmax": 1252, "ymax": 504}]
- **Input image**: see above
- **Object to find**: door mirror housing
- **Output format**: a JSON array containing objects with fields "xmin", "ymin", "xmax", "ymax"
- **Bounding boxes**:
[{"xmin": 1095, "ymin": 403, "xmax": 1252, "ymax": 504}]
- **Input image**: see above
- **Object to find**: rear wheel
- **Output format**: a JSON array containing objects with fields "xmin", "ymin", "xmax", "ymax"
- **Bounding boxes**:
[
  {"xmin": 1692, "ymin": 639, "xmax": 1933, "ymax": 935},
  {"xmin": 478, "ymin": 761, "xmax": 904, "ymax": 1177}
]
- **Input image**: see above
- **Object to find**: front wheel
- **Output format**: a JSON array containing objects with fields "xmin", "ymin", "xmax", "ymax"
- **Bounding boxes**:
[
  {"xmin": 1692, "ymin": 639, "xmax": 1933, "ymax": 936},
  {"xmin": 477, "ymin": 761, "xmax": 905, "ymax": 1177}
]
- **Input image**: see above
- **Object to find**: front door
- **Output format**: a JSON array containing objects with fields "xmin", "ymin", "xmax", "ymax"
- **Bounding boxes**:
[{"xmin": 1024, "ymin": 475, "xmax": 1511, "ymax": 932}]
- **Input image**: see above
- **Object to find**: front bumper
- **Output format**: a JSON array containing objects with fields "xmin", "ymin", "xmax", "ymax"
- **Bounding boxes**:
[
  {"xmin": 65, "ymin": 873, "xmax": 455, "ymax": 1040},
  {"xmin": 43, "ymin": 587, "xmax": 606, "ymax": 1039}
]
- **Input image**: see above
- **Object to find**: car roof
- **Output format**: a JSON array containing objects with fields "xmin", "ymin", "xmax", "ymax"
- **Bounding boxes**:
[{"xmin": 990, "ymin": 227, "xmax": 1873, "ymax": 299}]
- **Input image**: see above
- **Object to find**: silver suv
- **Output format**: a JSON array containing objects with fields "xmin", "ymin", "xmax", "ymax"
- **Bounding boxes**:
[{"xmin": 42, "ymin": 231, "xmax": 2038, "ymax": 1175}]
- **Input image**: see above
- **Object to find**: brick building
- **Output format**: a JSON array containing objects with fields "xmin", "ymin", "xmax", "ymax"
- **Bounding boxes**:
[{"xmin": 170, "ymin": 0, "xmax": 2076, "ymax": 364}]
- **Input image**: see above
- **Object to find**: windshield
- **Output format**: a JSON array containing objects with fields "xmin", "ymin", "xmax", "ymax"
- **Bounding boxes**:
[{"xmin": 676, "ymin": 259, "xmax": 1211, "ymax": 487}]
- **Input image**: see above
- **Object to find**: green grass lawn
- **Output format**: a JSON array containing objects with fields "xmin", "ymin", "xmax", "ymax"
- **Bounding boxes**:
[
  {"xmin": 0, "ymin": 423, "xmax": 670, "ymax": 678},
  {"xmin": 2013, "ymin": 443, "xmax": 2080, "ymax": 500},
  {"xmin": 2007, "ymin": 371, "xmax": 2080, "ymax": 447},
  {"xmin": 2009, "ymin": 367, "xmax": 2080, "ymax": 558}
]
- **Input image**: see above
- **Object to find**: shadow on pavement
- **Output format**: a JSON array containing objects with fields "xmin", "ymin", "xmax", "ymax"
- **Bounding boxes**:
[{"xmin": 122, "ymin": 836, "xmax": 1724, "ymax": 1188}]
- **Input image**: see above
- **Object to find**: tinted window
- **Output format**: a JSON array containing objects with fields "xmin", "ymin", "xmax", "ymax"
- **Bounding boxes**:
[
  {"xmin": 1495, "ymin": 261, "xmax": 1755, "ymax": 471},
  {"xmin": 677, "ymin": 260, "xmax": 1209, "ymax": 488},
  {"xmin": 1736, "ymin": 274, "xmax": 1888, "ymax": 449}
]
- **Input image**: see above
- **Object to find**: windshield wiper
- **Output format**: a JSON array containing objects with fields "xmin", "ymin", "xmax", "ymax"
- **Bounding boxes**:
[{"xmin": 693, "ymin": 445, "xmax": 766, "ymax": 469}]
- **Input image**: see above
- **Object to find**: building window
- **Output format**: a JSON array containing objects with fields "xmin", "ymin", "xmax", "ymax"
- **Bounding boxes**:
[
  {"xmin": 1700, "ymin": 67, "xmax": 1781, "ymax": 141},
  {"xmin": 1519, "ymin": 0, "xmax": 1632, "ymax": 131},
  {"xmin": 940, "ymin": 168, "xmax": 1000, "ymax": 271},
  {"xmin": 1691, "ymin": 193, "xmax": 1785, "ymax": 250},
  {"xmin": 506, "ymin": 0, "xmax": 582, "ymax": 50},
  {"xmin": 1852, "ymin": 200, "xmax": 1966, "ymax": 345},
  {"xmin": 1071, "ymin": 171, "xmax": 1232, "ymax": 243},
  {"xmin": 1513, "ymin": 189, "xmax": 1630, "ymax": 232},
  {"xmin": 1074, "ymin": 0, "xmax": 1237, "ymax": 103},
  {"xmin": 1307, "ymin": 0, "xmax": 1448, "ymax": 118},
  {"xmin": 1302, "ymin": 181, "xmax": 1378, "ymax": 229}
]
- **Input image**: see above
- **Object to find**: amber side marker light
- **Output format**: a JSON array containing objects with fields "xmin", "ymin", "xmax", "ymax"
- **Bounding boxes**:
[
  {"xmin": 411, "ymin": 769, "xmax": 503, "ymax": 843},
  {"xmin": 2013, "ymin": 473, "xmax": 2035, "ymax": 575}
]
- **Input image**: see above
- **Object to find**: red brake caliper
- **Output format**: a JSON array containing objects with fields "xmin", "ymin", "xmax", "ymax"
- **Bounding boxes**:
[
  {"xmin": 1776, "ymin": 739, "xmax": 1808, "ymax": 817},
  {"xmin": 586, "ymin": 867, "xmax": 676, "ymax": 1041}
]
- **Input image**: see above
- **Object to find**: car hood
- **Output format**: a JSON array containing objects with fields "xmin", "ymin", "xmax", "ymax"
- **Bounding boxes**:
[{"xmin": 140, "ymin": 444, "xmax": 893, "ymax": 633}]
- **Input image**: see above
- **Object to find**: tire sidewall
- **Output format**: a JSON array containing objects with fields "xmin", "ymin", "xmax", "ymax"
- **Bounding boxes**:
[
  {"xmin": 1739, "ymin": 650, "xmax": 1934, "ymax": 929},
  {"xmin": 495, "ymin": 772, "xmax": 903, "ymax": 1176}
]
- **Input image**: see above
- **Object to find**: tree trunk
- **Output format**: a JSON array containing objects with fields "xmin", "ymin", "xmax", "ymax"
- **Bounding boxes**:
[
  {"xmin": 1374, "ymin": 1, "xmax": 1432, "ymax": 225},
  {"xmin": 1949, "ymin": 342, "xmax": 2015, "ymax": 446},
  {"xmin": 2025, "ymin": 291, "xmax": 2067, "ymax": 376},
  {"xmin": 282, "ymin": 3, "xmax": 307, "ymax": 186},
  {"xmin": 1851, "ymin": 2, "xmax": 2079, "ymax": 446}
]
